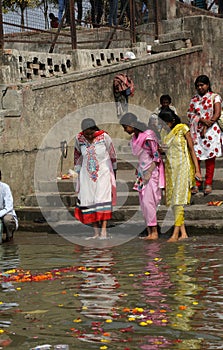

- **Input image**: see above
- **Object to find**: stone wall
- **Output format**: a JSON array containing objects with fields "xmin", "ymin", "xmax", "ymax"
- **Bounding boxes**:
[{"xmin": 0, "ymin": 14, "xmax": 223, "ymax": 205}]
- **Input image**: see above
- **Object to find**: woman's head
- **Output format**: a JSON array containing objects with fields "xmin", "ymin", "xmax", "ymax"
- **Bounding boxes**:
[
  {"xmin": 119, "ymin": 113, "xmax": 147, "ymax": 134},
  {"xmin": 158, "ymin": 108, "xmax": 181, "ymax": 129},
  {"xmin": 194, "ymin": 75, "xmax": 212, "ymax": 95},
  {"xmin": 81, "ymin": 118, "xmax": 99, "ymax": 141}
]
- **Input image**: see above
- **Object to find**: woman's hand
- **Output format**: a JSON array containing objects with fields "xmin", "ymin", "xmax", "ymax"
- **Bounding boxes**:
[
  {"xmin": 200, "ymin": 118, "xmax": 212, "ymax": 127},
  {"xmin": 195, "ymin": 172, "xmax": 202, "ymax": 182}
]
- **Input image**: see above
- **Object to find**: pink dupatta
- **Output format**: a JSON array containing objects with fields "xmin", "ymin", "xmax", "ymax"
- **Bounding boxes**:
[{"xmin": 131, "ymin": 130, "xmax": 165, "ymax": 189}]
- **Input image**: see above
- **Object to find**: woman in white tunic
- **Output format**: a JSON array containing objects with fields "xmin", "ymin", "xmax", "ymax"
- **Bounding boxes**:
[{"xmin": 74, "ymin": 118, "xmax": 117, "ymax": 239}]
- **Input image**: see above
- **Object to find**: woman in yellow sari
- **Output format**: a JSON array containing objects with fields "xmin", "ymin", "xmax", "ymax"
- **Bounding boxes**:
[{"xmin": 159, "ymin": 109, "xmax": 202, "ymax": 242}]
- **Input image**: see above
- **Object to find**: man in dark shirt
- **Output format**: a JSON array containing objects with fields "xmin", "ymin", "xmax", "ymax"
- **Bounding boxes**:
[{"xmin": 49, "ymin": 13, "xmax": 59, "ymax": 28}]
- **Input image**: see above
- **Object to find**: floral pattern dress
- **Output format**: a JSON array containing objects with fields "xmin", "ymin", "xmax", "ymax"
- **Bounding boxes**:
[
  {"xmin": 74, "ymin": 131, "xmax": 117, "ymax": 224},
  {"xmin": 187, "ymin": 92, "xmax": 222, "ymax": 161}
]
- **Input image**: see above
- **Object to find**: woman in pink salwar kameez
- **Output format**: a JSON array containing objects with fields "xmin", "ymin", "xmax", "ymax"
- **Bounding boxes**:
[{"xmin": 120, "ymin": 113, "xmax": 165, "ymax": 240}]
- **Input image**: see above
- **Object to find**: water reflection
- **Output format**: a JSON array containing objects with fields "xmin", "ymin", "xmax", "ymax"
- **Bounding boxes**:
[
  {"xmin": 0, "ymin": 236, "xmax": 222, "ymax": 349},
  {"xmin": 76, "ymin": 248, "xmax": 120, "ymax": 344},
  {"xmin": 191, "ymin": 240, "xmax": 223, "ymax": 346},
  {"xmin": 0, "ymin": 244, "xmax": 20, "ymax": 271},
  {"xmin": 166, "ymin": 243, "xmax": 203, "ymax": 349},
  {"xmin": 139, "ymin": 242, "xmax": 172, "ymax": 349},
  {"xmin": 0, "ymin": 244, "xmax": 20, "ymax": 347}
]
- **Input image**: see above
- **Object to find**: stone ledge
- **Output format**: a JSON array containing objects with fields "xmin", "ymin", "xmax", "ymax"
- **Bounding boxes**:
[
  {"xmin": 152, "ymin": 39, "xmax": 187, "ymax": 53},
  {"xmin": 1, "ymin": 43, "xmax": 147, "ymax": 84},
  {"xmin": 158, "ymin": 30, "xmax": 192, "ymax": 43},
  {"xmin": 29, "ymin": 45, "xmax": 203, "ymax": 91}
]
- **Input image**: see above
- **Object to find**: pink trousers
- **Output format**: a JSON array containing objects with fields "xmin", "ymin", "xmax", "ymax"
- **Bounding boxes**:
[{"xmin": 138, "ymin": 172, "xmax": 161, "ymax": 227}]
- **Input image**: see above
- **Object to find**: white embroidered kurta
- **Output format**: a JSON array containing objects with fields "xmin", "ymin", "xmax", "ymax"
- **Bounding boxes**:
[{"xmin": 74, "ymin": 131, "xmax": 117, "ymax": 224}]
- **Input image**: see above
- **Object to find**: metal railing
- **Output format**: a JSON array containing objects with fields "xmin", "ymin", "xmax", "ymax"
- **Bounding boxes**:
[{"xmin": 0, "ymin": 0, "xmax": 161, "ymax": 53}]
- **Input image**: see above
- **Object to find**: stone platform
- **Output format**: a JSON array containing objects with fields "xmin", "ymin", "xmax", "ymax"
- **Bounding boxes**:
[{"xmin": 16, "ymin": 156, "xmax": 223, "ymax": 237}]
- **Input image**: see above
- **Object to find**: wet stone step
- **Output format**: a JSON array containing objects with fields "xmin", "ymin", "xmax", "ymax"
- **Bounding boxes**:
[
  {"xmin": 17, "ymin": 218, "xmax": 223, "ymax": 236},
  {"xmin": 16, "ymin": 204, "xmax": 223, "ymax": 227}
]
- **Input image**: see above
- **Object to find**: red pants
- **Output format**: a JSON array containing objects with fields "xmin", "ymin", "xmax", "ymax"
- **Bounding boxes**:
[{"xmin": 196, "ymin": 157, "xmax": 215, "ymax": 187}]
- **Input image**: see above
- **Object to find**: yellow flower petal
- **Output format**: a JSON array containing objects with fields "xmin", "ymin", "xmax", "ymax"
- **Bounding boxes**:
[
  {"xmin": 136, "ymin": 307, "xmax": 144, "ymax": 312},
  {"xmin": 128, "ymin": 317, "xmax": 135, "ymax": 321},
  {"xmin": 101, "ymin": 339, "xmax": 110, "ymax": 343},
  {"xmin": 146, "ymin": 320, "xmax": 153, "ymax": 324}
]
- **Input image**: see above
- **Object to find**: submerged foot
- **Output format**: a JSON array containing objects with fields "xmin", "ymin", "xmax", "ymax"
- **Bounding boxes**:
[
  {"xmin": 167, "ymin": 236, "xmax": 178, "ymax": 242},
  {"xmin": 85, "ymin": 235, "xmax": 99, "ymax": 240},
  {"xmin": 100, "ymin": 230, "xmax": 107, "ymax": 239}
]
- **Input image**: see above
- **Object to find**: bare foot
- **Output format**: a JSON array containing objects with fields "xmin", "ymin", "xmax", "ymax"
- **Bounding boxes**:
[
  {"xmin": 167, "ymin": 235, "xmax": 178, "ymax": 242},
  {"xmin": 100, "ymin": 230, "xmax": 107, "ymax": 239},
  {"xmin": 178, "ymin": 235, "xmax": 188, "ymax": 241},
  {"xmin": 85, "ymin": 234, "xmax": 99, "ymax": 240},
  {"xmin": 142, "ymin": 233, "xmax": 158, "ymax": 240}
]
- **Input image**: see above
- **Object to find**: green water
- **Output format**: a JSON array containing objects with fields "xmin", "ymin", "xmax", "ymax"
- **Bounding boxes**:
[{"xmin": 0, "ymin": 232, "xmax": 222, "ymax": 349}]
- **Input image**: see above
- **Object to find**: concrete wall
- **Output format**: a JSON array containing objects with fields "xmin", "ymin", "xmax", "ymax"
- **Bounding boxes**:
[{"xmin": 0, "ymin": 14, "xmax": 223, "ymax": 205}]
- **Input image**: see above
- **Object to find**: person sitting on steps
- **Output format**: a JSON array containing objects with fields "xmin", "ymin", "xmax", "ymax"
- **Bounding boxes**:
[{"xmin": 0, "ymin": 170, "xmax": 18, "ymax": 242}]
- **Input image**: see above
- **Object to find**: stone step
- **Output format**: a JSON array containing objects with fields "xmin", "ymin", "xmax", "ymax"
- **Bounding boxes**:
[
  {"xmin": 190, "ymin": 190, "xmax": 223, "ymax": 204},
  {"xmin": 36, "ymin": 177, "xmax": 136, "ymax": 193},
  {"xmin": 158, "ymin": 31, "xmax": 192, "ymax": 44},
  {"xmin": 24, "ymin": 186, "xmax": 223, "ymax": 208},
  {"xmin": 36, "ymin": 163, "xmax": 223, "ymax": 193},
  {"xmin": 151, "ymin": 40, "xmax": 187, "ymax": 53},
  {"xmin": 16, "ymin": 203, "xmax": 223, "ymax": 228},
  {"xmin": 24, "ymin": 191, "xmax": 140, "ymax": 207},
  {"xmin": 17, "ymin": 217, "xmax": 223, "ymax": 236},
  {"xmin": 117, "ymin": 157, "xmax": 223, "ymax": 170}
]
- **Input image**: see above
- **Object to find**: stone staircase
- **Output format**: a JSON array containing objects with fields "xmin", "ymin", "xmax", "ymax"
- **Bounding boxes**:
[{"xmin": 16, "ymin": 151, "xmax": 223, "ymax": 237}]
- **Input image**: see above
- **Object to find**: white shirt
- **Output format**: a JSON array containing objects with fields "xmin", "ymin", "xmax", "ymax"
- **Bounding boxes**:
[{"xmin": 0, "ymin": 182, "xmax": 18, "ymax": 229}]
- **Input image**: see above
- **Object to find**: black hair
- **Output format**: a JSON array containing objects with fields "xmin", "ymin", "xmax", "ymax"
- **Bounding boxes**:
[
  {"xmin": 81, "ymin": 118, "xmax": 99, "ymax": 132},
  {"xmin": 160, "ymin": 94, "xmax": 172, "ymax": 104},
  {"xmin": 194, "ymin": 75, "xmax": 212, "ymax": 92},
  {"xmin": 158, "ymin": 108, "xmax": 181, "ymax": 127},
  {"xmin": 119, "ymin": 113, "xmax": 147, "ymax": 132},
  {"xmin": 49, "ymin": 13, "xmax": 55, "ymax": 19}
]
